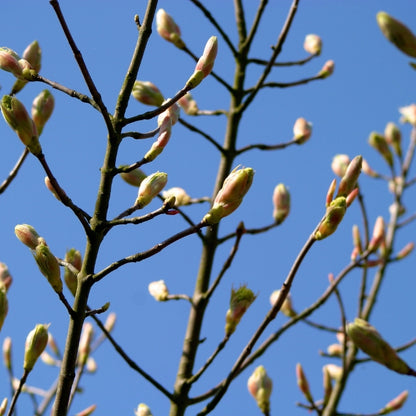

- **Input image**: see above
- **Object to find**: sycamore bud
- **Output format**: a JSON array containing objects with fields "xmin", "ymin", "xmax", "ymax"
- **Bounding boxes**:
[
  {"xmin": 31, "ymin": 90, "xmax": 54, "ymax": 135},
  {"xmin": 156, "ymin": 9, "xmax": 185, "ymax": 49},
  {"xmin": 368, "ymin": 216, "xmax": 385, "ymax": 253},
  {"xmin": 384, "ymin": 122, "xmax": 402, "ymax": 158},
  {"xmin": 377, "ymin": 12, "xmax": 416, "ymax": 58},
  {"xmin": 144, "ymin": 117, "xmax": 172, "ymax": 162},
  {"xmin": 346, "ymin": 318, "xmax": 413, "ymax": 375},
  {"xmin": 318, "ymin": 60, "xmax": 335, "ymax": 78},
  {"xmin": 296, "ymin": 363, "xmax": 313, "ymax": 402},
  {"xmin": 247, "ymin": 365, "xmax": 273, "ymax": 414},
  {"xmin": 315, "ymin": 196, "xmax": 347, "ymax": 240},
  {"xmin": 272, "ymin": 184, "xmax": 290, "ymax": 224},
  {"xmin": 15, "ymin": 224, "xmax": 41, "ymax": 249},
  {"xmin": 158, "ymin": 101, "xmax": 180, "ymax": 127},
  {"xmin": 132, "ymin": 81, "xmax": 164, "ymax": 106},
  {"xmin": 64, "ymin": 248, "xmax": 82, "ymax": 296},
  {"xmin": 203, "ymin": 167, "xmax": 254, "ymax": 225},
  {"xmin": 1, "ymin": 95, "xmax": 41, "ymax": 155},
  {"xmin": 44, "ymin": 176, "xmax": 63, "ymax": 201},
  {"xmin": 148, "ymin": 280, "xmax": 169, "ymax": 301},
  {"xmin": 399, "ymin": 104, "xmax": 416, "ymax": 126},
  {"xmin": 331, "ymin": 154, "xmax": 350, "ymax": 177},
  {"xmin": 178, "ymin": 93, "xmax": 199, "ymax": 115},
  {"xmin": 75, "ymin": 404, "xmax": 96, "ymax": 416},
  {"xmin": 293, "ymin": 117, "xmax": 312, "ymax": 144},
  {"xmin": 397, "ymin": 242, "xmax": 414, "ymax": 260},
  {"xmin": 368, "ymin": 132, "xmax": 393, "ymax": 167},
  {"xmin": 120, "ymin": 167, "xmax": 147, "ymax": 187},
  {"xmin": 135, "ymin": 172, "xmax": 168, "ymax": 208},
  {"xmin": 24, "ymin": 323, "xmax": 49, "ymax": 372},
  {"xmin": 135, "ymin": 403, "xmax": 153, "ymax": 416},
  {"xmin": 78, "ymin": 322, "xmax": 94, "ymax": 366},
  {"xmin": 12, "ymin": 41, "xmax": 42, "ymax": 94},
  {"xmin": 162, "ymin": 187, "xmax": 191, "ymax": 206},
  {"xmin": 0, "ymin": 263, "xmax": 12, "ymax": 291},
  {"xmin": 324, "ymin": 364, "xmax": 343, "ymax": 381},
  {"xmin": 304, "ymin": 34, "xmax": 322, "ymax": 55},
  {"xmin": 336, "ymin": 155, "xmax": 362, "ymax": 198},
  {"xmin": 327, "ymin": 343, "xmax": 343, "ymax": 357},
  {"xmin": 380, "ymin": 390, "xmax": 409, "ymax": 415},
  {"xmin": 269, "ymin": 290, "xmax": 296, "ymax": 317},
  {"xmin": 225, "ymin": 285, "xmax": 256, "ymax": 336},
  {"xmin": 0, "ymin": 47, "xmax": 22, "ymax": 77},
  {"xmin": 33, "ymin": 242, "xmax": 63, "ymax": 293},
  {"xmin": 0, "ymin": 285, "xmax": 8, "ymax": 332},
  {"xmin": 186, "ymin": 36, "xmax": 218, "ymax": 89},
  {"xmin": 2, "ymin": 337, "xmax": 12, "ymax": 370}
]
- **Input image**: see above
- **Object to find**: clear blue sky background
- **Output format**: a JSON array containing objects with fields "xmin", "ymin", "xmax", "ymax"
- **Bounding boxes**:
[{"xmin": 0, "ymin": 1, "xmax": 416, "ymax": 415}]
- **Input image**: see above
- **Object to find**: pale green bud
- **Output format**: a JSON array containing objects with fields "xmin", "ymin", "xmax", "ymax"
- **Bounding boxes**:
[
  {"xmin": 384, "ymin": 122, "xmax": 402, "ymax": 158},
  {"xmin": 135, "ymin": 403, "xmax": 153, "ymax": 416},
  {"xmin": 23, "ymin": 323, "xmax": 49, "ymax": 372},
  {"xmin": 272, "ymin": 183, "xmax": 290, "ymax": 224},
  {"xmin": 156, "ymin": 9, "xmax": 185, "ymax": 49},
  {"xmin": 380, "ymin": 390, "xmax": 409, "ymax": 415},
  {"xmin": 315, "ymin": 196, "xmax": 347, "ymax": 240},
  {"xmin": 178, "ymin": 93, "xmax": 199, "ymax": 115},
  {"xmin": 31, "ymin": 89, "xmax": 54, "ymax": 135},
  {"xmin": 304, "ymin": 34, "xmax": 322, "ymax": 55},
  {"xmin": 64, "ymin": 248, "xmax": 82, "ymax": 296},
  {"xmin": 34, "ymin": 243, "xmax": 63, "ymax": 293},
  {"xmin": 14, "ymin": 224, "xmax": 41, "ymax": 249},
  {"xmin": 135, "ymin": 172, "xmax": 168, "ymax": 208},
  {"xmin": 269, "ymin": 290, "xmax": 296, "ymax": 317},
  {"xmin": 318, "ymin": 60, "xmax": 335, "ymax": 78},
  {"xmin": 120, "ymin": 166, "xmax": 147, "ymax": 187},
  {"xmin": 247, "ymin": 366, "xmax": 273, "ymax": 414},
  {"xmin": 368, "ymin": 132, "xmax": 393, "ymax": 167},
  {"xmin": 225, "ymin": 285, "xmax": 256, "ymax": 336},
  {"xmin": 132, "ymin": 81, "xmax": 164, "ymax": 106},
  {"xmin": 162, "ymin": 187, "xmax": 191, "ymax": 206}
]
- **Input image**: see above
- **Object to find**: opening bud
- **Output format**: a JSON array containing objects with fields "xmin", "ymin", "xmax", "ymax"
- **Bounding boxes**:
[
  {"xmin": 135, "ymin": 172, "xmax": 168, "ymax": 209},
  {"xmin": 272, "ymin": 183, "xmax": 290, "ymax": 224},
  {"xmin": 225, "ymin": 285, "xmax": 256, "ymax": 336},
  {"xmin": 399, "ymin": 104, "xmax": 416, "ymax": 126},
  {"xmin": 148, "ymin": 280, "xmax": 169, "ymax": 301},
  {"xmin": 132, "ymin": 81, "xmax": 164, "ymax": 106},
  {"xmin": 156, "ymin": 9, "xmax": 185, "ymax": 49},
  {"xmin": 0, "ymin": 47, "xmax": 22, "ymax": 78},
  {"xmin": 247, "ymin": 365, "xmax": 273, "ymax": 414},
  {"xmin": 304, "ymin": 34, "xmax": 322, "ymax": 55},
  {"xmin": 23, "ymin": 323, "xmax": 49, "ymax": 372},
  {"xmin": 31, "ymin": 89, "xmax": 54, "ymax": 135}
]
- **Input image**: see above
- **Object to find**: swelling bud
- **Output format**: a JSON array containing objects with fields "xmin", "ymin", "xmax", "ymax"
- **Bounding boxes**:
[
  {"xmin": 399, "ymin": 104, "xmax": 416, "ymax": 126},
  {"xmin": 315, "ymin": 197, "xmax": 347, "ymax": 240},
  {"xmin": 34, "ymin": 243, "xmax": 63, "ymax": 293},
  {"xmin": 293, "ymin": 117, "xmax": 312, "ymax": 144},
  {"xmin": 247, "ymin": 365, "xmax": 273, "ymax": 414},
  {"xmin": 132, "ymin": 81, "xmax": 164, "ymax": 106},
  {"xmin": 23, "ymin": 324, "xmax": 49, "ymax": 372},
  {"xmin": 156, "ymin": 9, "xmax": 185, "ymax": 49},
  {"xmin": 31, "ymin": 89, "xmax": 54, "ymax": 135},
  {"xmin": 304, "ymin": 34, "xmax": 322, "ymax": 55},
  {"xmin": 135, "ymin": 172, "xmax": 168, "ymax": 208},
  {"xmin": 15, "ymin": 224, "xmax": 41, "ymax": 249},
  {"xmin": 272, "ymin": 183, "xmax": 290, "ymax": 224},
  {"xmin": 225, "ymin": 285, "xmax": 256, "ymax": 336}
]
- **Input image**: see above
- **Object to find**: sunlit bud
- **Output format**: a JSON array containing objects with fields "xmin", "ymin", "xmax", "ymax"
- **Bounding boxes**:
[
  {"xmin": 18, "ymin": 58, "xmax": 37, "ymax": 81},
  {"xmin": 399, "ymin": 104, "xmax": 416, "ymax": 126},
  {"xmin": 47, "ymin": 333, "xmax": 60, "ymax": 357},
  {"xmin": 202, "ymin": 167, "xmax": 254, "ymax": 225},
  {"xmin": 380, "ymin": 390, "xmax": 409, "ymax": 415},
  {"xmin": 272, "ymin": 184, "xmax": 290, "ymax": 224},
  {"xmin": 41, "ymin": 351, "xmax": 57, "ymax": 366},
  {"xmin": 158, "ymin": 101, "xmax": 180, "ymax": 127},
  {"xmin": 44, "ymin": 176, "xmax": 63, "ymax": 201},
  {"xmin": 368, "ymin": 216, "xmax": 385, "ymax": 253},
  {"xmin": 33, "ymin": 243, "xmax": 63, "ymax": 293},
  {"xmin": 64, "ymin": 248, "xmax": 82, "ymax": 296},
  {"xmin": 23, "ymin": 323, "xmax": 49, "ymax": 372},
  {"xmin": 135, "ymin": 172, "xmax": 168, "ymax": 208},
  {"xmin": 331, "ymin": 154, "xmax": 350, "ymax": 177},
  {"xmin": 318, "ymin": 60, "xmax": 335, "ymax": 78},
  {"xmin": 156, "ymin": 9, "xmax": 185, "ymax": 49},
  {"xmin": 397, "ymin": 242, "xmax": 414, "ymax": 260},
  {"xmin": 296, "ymin": 363, "xmax": 313, "ymax": 402},
  {"xmin": 337, "ymin": 155, "xmax": 362, "ymax": 198},
  {"xmin": 1, "ymin": 95, "xmax": 41, "ymax": 155},
  {"xmin": 346, "ymin": 187, "xmax": 358, "ymax": 207},
  {"xmin": 86, "ymin": 357, "xmax": 97, "ymax": 373},
  {"xmin": 0, "ymin": 263, "xmax": 12, "ymax": 291},
  {"xmin": 304, "ymin": 34, "xmax": 322, "ymax": 55},
  {"xmin": 148, "ymin": 280, "xmax": 169, "ymax": 301},
  {"xmin": 0, "ymin": 398, "xmax": 7, "ymax": 416},
  {"xmin": 293, "ymin": 117, "xmax": 312, "ymax": 144},
  {"xmin": 0, "ymin": 47, "xmax": 22, "ymax": 77},
  {"xmin": 322, "ymin": 366, "xmax": 332, "ymax": 406},
  {"xmin": 388, "ymin": 176, "xmax": 404, "ymax": 195},
  {"xmin": 120, "ymin": 166, "xmax": 147, "ymax": 187},
  {"xmin": 247, "ymin": 365, "xmax": 272, "ymax": 414},
  {"xmin": 178, "ymin": 93, "xmax": 199, "ymax": 115},
  {"xmin": 14, "ymin": 224, "xmax": 41, "ymax": 250},
  {"xmin": 135, "ymin": 403, "xmax": 153, "ymax": 416},
  {"xmin": 144, "ymin": 117, "xmax": 172, "ymax": 162},
  {"xmin": 31, "ymin": 90, "xmax": 54, "ymax": 135},
  {"xmin": 132, "ymin": 81, "xmax": 164, "ymax": 106},
  {"xmin": 389, "ymin": 202, "xmax": 406, "ymax": 218},
  {"xmin": 326, "ymin": 179, "xmax": 337, "ymax": 207},
  {"xmin": 377, "ymin": 12, "xmax": 416, "ymax": 58},
  {"xmin": 361, "ymin": 159, "xmax": 379, "ymax": 177},
  {"xmin": 269, "ymin": 290, "xmax": 296, "ymax": 317},
  {"xmin": 346, "ymin": 318, "xmax": 413, "ymax": 375},
  {"xmin": 327, "ymin": 343, "xmax": 343, "ymax": 356},
  {"xmin": 104, "ymin": 312, "xmax": 117, "ymax": 333},
  {"xmin": 352, "ymin": 225, "xmax": 363, "ymax": 254},
  {"xmin": 78, "ymin": 322, "xmax": 94, "ymax": 366},
  {"xmin": 186, "ymin": 36, "xmax": 218, "ymax": 89},
  {"xmin": 2, "ymin": 337, "xmax": 11, "ymax": 370},
  {"xmin": 0, "ymin": 285, "xmax": 8, "ymax": 332},
  {"xmin": 384, "ymin": 122, "xmax": 402, "ymax": 158},
  {"xmin": 162, "ymin": 187, "xmax": 191, "ymax": 206},
  {"xmin": 225, "ymin": 285, "xmax": 256, "ymax": 336},
  {"xmin": 368, "ymin": 132, "xmax": 394, "ymax": 167},
  {"xmin": 75, "ymin": 404, "xmax": 96, "ymax": 416},
  {"xmin": 324, "ymin": 364, "xmax": 342, "ymax": 381},
  {"xmin": 315, "ymin": 196, "xmax": 347, "ymax": 240}
]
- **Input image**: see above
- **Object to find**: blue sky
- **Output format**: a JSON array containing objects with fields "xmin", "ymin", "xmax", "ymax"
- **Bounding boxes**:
[{"xmin": 0, "ymin": 1, "xmax": 416, "ymax": 415}]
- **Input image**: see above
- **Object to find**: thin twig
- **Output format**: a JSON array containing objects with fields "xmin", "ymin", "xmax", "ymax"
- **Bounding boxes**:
[{"xmin": 0, "ymin": 148, "xmax": 29, "ymax": 195}]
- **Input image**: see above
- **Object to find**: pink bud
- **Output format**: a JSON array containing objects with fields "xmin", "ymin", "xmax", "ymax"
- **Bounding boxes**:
[
  {"xmin": 144, "ymin": 117, "xmax": 172, "ymax": 162},
  {"xmin": 148, "ymin": 280, "xmax": 169, "ymax": 301},
  {"xmin": 0, "ymin": 47, "xmax": 22, "ymax": 77},
  {"xmin": 45, "ymin": 176, "xmax": 63, "ymax": 201},
  {"xmin": 75, "ymin": 404, "xmax": 97, "ymax": 416},
  {"xmin": 327, "ymin": 343, "xmax": 343, "ymax": 356},
  {"xmin": 336, "ymin": 155, "xmax": 362, "ymax": 198},
  {"xmin": 24, "ymin": 323, "xmax": 49, "ymax": 372},
  {"xmin": 2, "ymin": 337, "xmax": 12, "ymax": 371},
  {"xmin": 225, "ymin": 285, "xmax": 256, "ymax": 335},
  {"xmin": 296, "ymin": 363, "xmax": 313, "ymax": 401},
  {"xmin": 23, "ymin": 40, "xmax": 42, "ymax": 73},
  {"xmin": 178, "ymin": 93, "xmax": 199, "ymax": 115},
  {"xmin": 293, "ymin": 117, "xmax": 312, "ymax": 144},
  {"xmin": 397, "ymin": 242, "xmax": 414, "ymax": 260},
  {"xmin": 157, "ymin": 101, "xmax": 180, "ymax": 126},
  {"xmin": 104, "ymin": 312, "xmax": 117, "ymax": 333},
  {"xmin": 162, "ymin": 187, "xmax": 191, "ymax": 206},
  {"xmin": 368, "ymin": 216, "xmax": 385, "ymax": 252},
  {"xmin": 304, "ymin": 34, "xmax": 322, "ymax": 55},
  {"xmin": 318, "ymin": 60, "xmax": 335, "ymax": 78},
  {"xmin": 272, "ymin": 183, "xmax": 290, "ymax": 224},
  {"xmin": 380, "ymin": 390, "xmax": 409, "ymax": 414},
  {"xmin": 399, "ymin": 104, "xmax": 416, "ymax": 126},
  {"xmin": 156, "ymin": 9, "xmax": 185, "ymax": 49},
  {"xmin": 361, "ymin": 158, "xmax": 379, "ymax": 177},
  {"xmin": 247, "ymin": 366, "xmax": 273, "ymax": 414},
  {"xmin": 15, "ymin": 224, "xmax": 41, "ymax": 249}
]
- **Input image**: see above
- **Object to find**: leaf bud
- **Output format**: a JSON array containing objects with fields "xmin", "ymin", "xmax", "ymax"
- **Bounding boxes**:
[
  {"xmin": 202, "ymin": 166, "xmax": 254, "ymax": 225},
  {"xmin": 225, "ymin": 285, "xmax": 256, "ymax": 336},
  {"xmin": 0, "ymin": 47, "xmax": 22, "ymax": 77},
  {"xmin": 296, "ymin": 363, "xmax": 313, "ymax": 402},
  {"xmin": 368, "ymin": 132, "xmax": 393, "ymax": 167},
  {"xmin": 377, "ymin": 12, "xmax": 416, "ymax": 58},
  {"xmin": 156, "ymin": 9, "xmax": 185, "ymax": 49},
  {"xmin": 336, "ymin": 155, "xmax": 362, "ymax": 198},
  {"xmin": 293, "ymin": 117, "xmax": 312, "ymax": 144},
  {"xmin": 269, "ymin": 290, "xmax": 296, "ymax": 317},
  {"xmin": 247, "ymin": 365, "xmax": 273, "ymax": 414},
  {"xmin": 272, "ymin": 183, "xmax": 290, "ymax": 224},
  {"xmin": 384, "ymin": 122, "xmax": 402, "ymax": 158},
  {"xmin": 399, "ymin": 104, "xmax": 416, "ymax": 126},
  {"xmin": 327, "ymin": 343, "xmax": 343, "ymax": 357},
  {"xmin": 304, "ymin": 34, "xmax": 322, "ymax": 55},
  {"xmin": 23, "ymin": 323, "xmax": 49, "ymax": 372},
  {"xmin": 315, "ymin": 196, "xmax": 347, "ymax": 240},
  {"xmin": 2, "ymin": 337, "xmax": 12, "ymax": 370},
  {"xmin": 368, "ymin": 216, "xmax": 385, "ymax": 253},
  {"xmin": 120, "ymin": 166, "xmax": 147, "ymax": 187},
  {"xmin": 33, "ymin": 242, "xmax": 63, "ymax": 293},
  {"xmin": 135, "ymin": 403, "xmax": 153, "ymax": 416},
  {"xmin": 78, "ymin": 322, "xmax": 94, "ymax": 366},
  {"xmin": 1, "ymin": 95, "xmax": 41, "ymax": 155},
  {"xmin": 132, "ymin": 81, "xmax": 164, "ymax": 106},
  {"xmin": 162, "ymin": 187, "xmax": 191, "ymax": 206},
  {"xmin": 144, "ymin": 117, "xmax": 172, "ymax": 162},
  {"xmin": 14, "ymin": 224, "xmax": 41, "ymax": 249},
  {"xmin": 318, "ymin": 59, "xmax": 335, "ymax": 78},
  {"xmin": 31, "ymin": 89, "xmax": 54, "ymax": 135},
  {"xmin": 331, "ymin": 154, "xmax": 350, "ymax": 177},
  {"xmin": 380, "ymin": 390, "xmax": 409, "ymax": 415},
  {"xmin": 64, "ymin": 248, "xmax": 82, "ymax": 296},
  {"xmin": 0, "ymin": 398, "xmax": 7, "ymax": 416},
  {"xmin": 178, "ymin": 92, "xmax": 199, "ymax": 115},
  {"xmin": 346, "ymin": 318, "xmax": 414, "ymax": 375},
  {"xmin": 323, "ymin": 364, "xmax": 343, "ymax": 381},
  {"xmin": 0, "ymin": 263, "xmax": 12, "ymax": 291},
  {"xmin": 397, "ymin": 242, "xmax": 414, "ymax": 260},
  {"xmin": 148, "ymin": 280, "xmax": 169, "ymax": 301},
  {"xmin": 135, "ymin": 172, "xmax": 168, "ymax": 208},
  {"xmin": 0, "ymin": 285, "xmax": 8, "ymax": 332}
]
